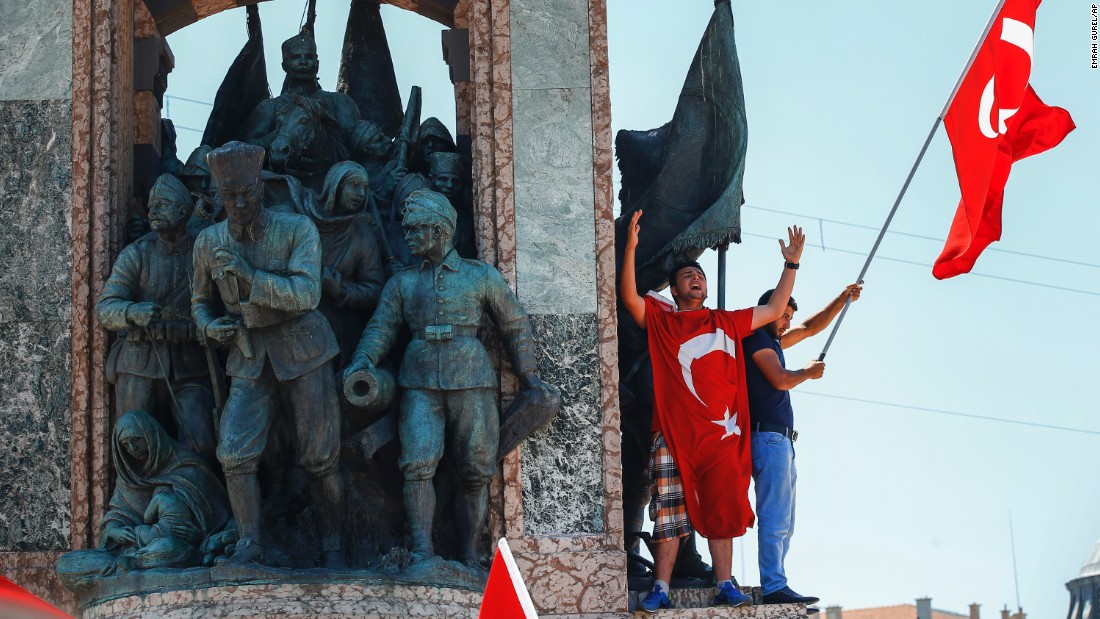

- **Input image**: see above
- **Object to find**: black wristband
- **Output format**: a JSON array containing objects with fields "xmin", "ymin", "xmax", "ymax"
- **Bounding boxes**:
[{"xmin": 784, "ymin": 261, "xmax": 799, "ymax": 270}]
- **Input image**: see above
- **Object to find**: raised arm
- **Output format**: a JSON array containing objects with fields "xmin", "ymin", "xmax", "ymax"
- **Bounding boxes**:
[
  {"xmin": 780, "ymin": 282, "xmax": 862, "ymax": 349},
  {"xmin": 619, "ymin": 210, "xmax": 647, "ymax": 329},
  {"xmin": 751, "ymin": 225, "xmax": 805, "ymax": 330}
]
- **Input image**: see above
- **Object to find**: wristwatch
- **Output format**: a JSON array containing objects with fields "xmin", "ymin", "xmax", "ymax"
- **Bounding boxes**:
[{"xmin": 784, "ymin": 261, "xmax": 799, "ymax": 270}]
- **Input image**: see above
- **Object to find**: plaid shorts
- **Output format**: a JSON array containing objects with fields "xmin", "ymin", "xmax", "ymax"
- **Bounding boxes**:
[{"xmin": 649, "ymin": 432, "xmax": 692, "ymax": 542}]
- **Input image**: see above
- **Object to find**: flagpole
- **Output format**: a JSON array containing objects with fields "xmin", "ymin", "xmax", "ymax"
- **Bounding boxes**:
[
  {"xmin": 717, "ymin": 243, "xmax": 728, "ymax": 310},
  {"xmin": 816, "ymin": 0, "xmax": 1008, "ymax": 361}
]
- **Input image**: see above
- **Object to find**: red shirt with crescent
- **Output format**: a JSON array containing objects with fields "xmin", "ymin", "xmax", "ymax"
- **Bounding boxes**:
[{"xmin": 644, "ymin": 293, "xmax": 755, "ymax": 538}]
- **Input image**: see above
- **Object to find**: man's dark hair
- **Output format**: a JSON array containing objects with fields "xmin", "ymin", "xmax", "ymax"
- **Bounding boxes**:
[
  {"xmin": 758, "ymin": 289, "xmax": 797, "ymax": 312},
  {"xmin": 667, "ymin": 261, "xmax": 705, "ymax": 290}
]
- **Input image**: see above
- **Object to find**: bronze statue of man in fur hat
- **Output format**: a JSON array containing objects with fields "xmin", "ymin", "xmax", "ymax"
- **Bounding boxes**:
[{"xmin": 191, "ymin": 141, "xmax": 346, "ymax": 567}]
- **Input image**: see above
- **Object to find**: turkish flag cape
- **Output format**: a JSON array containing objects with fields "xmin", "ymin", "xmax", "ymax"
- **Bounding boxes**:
[
  {"xmin": 478, "ymin": 538, "xmax": 538, "ymax": 619},
  {"xmin": 935, "ymin": 0, "xmax": 1074, "ymax": 279},
  {"xmin": 644, "ymin": 294, "xmax": 754, "ymax": 539}
]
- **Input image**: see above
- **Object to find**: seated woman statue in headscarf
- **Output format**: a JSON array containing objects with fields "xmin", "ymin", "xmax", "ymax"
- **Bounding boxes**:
[{"xmin": 58, "ymin": 410, "xmax": 231, "ymax": 592}]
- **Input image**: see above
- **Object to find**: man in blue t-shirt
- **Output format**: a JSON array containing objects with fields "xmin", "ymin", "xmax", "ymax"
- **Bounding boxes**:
[{"xmin": 743, "ymin": 283, "xmax": 862, "ymax": 605}]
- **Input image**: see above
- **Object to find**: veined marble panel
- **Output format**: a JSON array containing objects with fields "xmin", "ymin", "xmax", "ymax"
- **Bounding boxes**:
[
  {"xmin": 0, "ymin": 100, "xmax": 73, "ymax": 323},
  {"xmin": 510, "ymin": 0, "xmax": 591, "ymax": 90},
  {"xmin": 0, "ymin": 0, "xmax": 73, "ymax": 101},
  {"xmin": 512, "ymin": 87, "xmax": 597, "ymax": 315},
  {"xmin": 0, "ymin": 99, "xmax": 73, "ymax": 551},
  {"xmin": 521, "ymin": 314, "xmax": 603, "ymax": 536},
  {"xmin": 0, "ymin": 318, "xmax": 72, "ymax": 550}
]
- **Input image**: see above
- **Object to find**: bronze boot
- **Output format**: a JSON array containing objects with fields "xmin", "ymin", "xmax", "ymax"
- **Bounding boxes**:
[
  {"xmin": 404, "ymin": 479, "xmax": 436, "ymax": 562},
  {"xmin": 224, "ymin": 474, "xmax": 265, "ymax": 564},
  {"xmin": 458, "ymin": 485, "xmax": 488, "ymax": 567},
  {"xmin": 318, "ymin": 472, "xmax": 346, "ymax": 569}
]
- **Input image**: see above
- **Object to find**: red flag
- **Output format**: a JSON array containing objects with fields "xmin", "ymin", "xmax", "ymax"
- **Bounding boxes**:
[
  {"xmin": 0, "ymin": 577, "xmax": 72, "ymax": 619},
  {"xmin": 935, "ymin": 0, "xmax": 1075, "ymax": 279},
  {"xmin": 478, "ymin": 538, "xmax": 538, "ymax": 619},
  {"xmin": 644, "ymin": 293, "xmax": 754, "ymax": 539}
]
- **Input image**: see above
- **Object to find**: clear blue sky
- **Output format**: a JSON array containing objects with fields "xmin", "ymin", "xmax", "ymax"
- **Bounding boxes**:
[{"xmin": 165, "ymin": 2, "xmax": 1100, "ymax": 616}]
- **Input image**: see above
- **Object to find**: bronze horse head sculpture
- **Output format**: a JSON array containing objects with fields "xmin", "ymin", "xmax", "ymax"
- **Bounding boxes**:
[{"xmin": 267, "ymin": 93, "xmax": 349, "ymax": 189}]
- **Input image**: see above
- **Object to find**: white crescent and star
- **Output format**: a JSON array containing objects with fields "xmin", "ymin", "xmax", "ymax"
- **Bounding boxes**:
[
  {"xmin": 711, "ymin": 408, "xmax": 741, "ymax": 440},
  {"xmin": 677, "ymin": 328, "xmax": 743, "ymax": 439},
  {"xmin": 978, "ymin": 17, "xmax": 1034, "ymax": 139}
]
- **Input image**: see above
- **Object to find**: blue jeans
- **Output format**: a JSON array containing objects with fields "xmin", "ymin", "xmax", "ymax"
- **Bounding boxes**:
[{"xmin": 751, "ymin": 431, "xmax": 796, "ymax": 595}]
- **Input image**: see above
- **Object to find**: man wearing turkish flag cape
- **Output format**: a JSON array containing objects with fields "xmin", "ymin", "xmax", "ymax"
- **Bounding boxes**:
[
  {"xmin": 934, "ymin": 0, "xmax": 1075, "ymax": 278},
  {"xmin": 620, "ymin": 211, "xmax": 806, "ymax": 611}
]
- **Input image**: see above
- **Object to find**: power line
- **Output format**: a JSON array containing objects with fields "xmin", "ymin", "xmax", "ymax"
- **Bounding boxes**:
[
  {"xmin": 739, "ymin": 232, "xmax": 1100, "ymax": 297},
  {"xmin": 744, "ymin": 204, "xmax": 1100, "ymax": 269},
  {"xmin": 165, "ymin": 94, "xmax": 214, "ymax": 107},
  {"xmin": 800, "ymin": 390, "xmax": 1100, "ymax": 436}
]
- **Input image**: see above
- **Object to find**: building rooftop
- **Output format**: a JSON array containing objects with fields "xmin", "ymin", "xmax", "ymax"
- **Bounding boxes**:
[
  {"xmin": 841, "ymin": 604, "xmax": 968, "ymax": 619},
  {"xmin": 1081, "ymin": 539, "xmax": 1100, "ymax": 577}
]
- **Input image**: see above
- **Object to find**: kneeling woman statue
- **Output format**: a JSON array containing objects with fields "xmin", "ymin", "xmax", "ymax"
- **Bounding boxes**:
[{"xmin": 59, "ymin": 410, "xmax": 231, "ymax": 592}]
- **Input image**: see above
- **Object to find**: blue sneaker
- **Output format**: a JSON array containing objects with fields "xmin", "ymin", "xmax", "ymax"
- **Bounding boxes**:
[
  {"xmin": 639, "ymin": 586, "xmax": 672, "ymax": 612},
  {"xmin": 712, "ymin": 580, "xmax": 752, "ymax": 607}
]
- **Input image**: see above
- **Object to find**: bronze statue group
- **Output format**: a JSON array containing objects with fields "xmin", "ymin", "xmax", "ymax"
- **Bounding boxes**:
[{"xmin": 59, "ymin": 30, "xmax": 557, "ymax": 590}]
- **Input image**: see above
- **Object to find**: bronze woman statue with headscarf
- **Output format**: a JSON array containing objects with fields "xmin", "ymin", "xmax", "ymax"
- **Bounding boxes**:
[
  {"xmin": 306, "ymin": 161, "xmax": 386, "ymax": 368},
  {"xmin": 58, "ymin": 411, "xmax": 231, "ymax": 590}
]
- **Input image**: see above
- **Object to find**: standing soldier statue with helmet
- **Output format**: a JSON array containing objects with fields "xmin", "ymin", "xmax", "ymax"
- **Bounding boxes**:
[{"xmin": 342, "ymin": 189, "xmax": 558, "ymax": 567}]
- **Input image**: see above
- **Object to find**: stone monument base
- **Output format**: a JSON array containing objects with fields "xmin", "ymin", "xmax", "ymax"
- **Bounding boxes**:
[
  {"xmin": 73, "ymin": 558, "xmax": 486, "ymax": 619},
  {"xmin": 81, "ymin": 580, "xmax": 482, "ymax": 619}
]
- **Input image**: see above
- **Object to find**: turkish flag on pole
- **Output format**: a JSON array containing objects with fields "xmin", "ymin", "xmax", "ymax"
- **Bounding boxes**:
[
  {"xmin": 935, "ymin": 0, "xmax": 1074, "ymax": 279},
  {"xmin": 644, "ymin": 293, "xmax": 755, "ymax": 539},
  {"xmin": 478, "ymin": 538, "xmax": 538, "ymax": 619},
  {"xmin": 0, "ymin": 577, "xmax": 73, "ymax": 619}
]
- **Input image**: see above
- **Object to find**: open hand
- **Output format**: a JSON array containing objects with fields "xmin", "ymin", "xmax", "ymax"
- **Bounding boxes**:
[
  {"xmin": 625, "ymin": 210, "xmax": 643, "ymax": 250},
  {"xmin": 779, "ymin": 225, "xmax": 805, "ymax": 265}
]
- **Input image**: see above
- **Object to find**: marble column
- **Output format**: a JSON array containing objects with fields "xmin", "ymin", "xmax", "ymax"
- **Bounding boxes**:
[
  {"xmin": 489, "ymin": 0, "xmax": 626, "ymax": 614},
  {"xmin": 0, "ymin": 0, "xmax": 76, "ymax": 608}
]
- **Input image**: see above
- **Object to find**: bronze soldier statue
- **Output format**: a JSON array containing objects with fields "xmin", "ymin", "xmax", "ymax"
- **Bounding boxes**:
[
  {"xmin": 191, "ymin": 141, "xmax": 345, "ymax": 567},
  {"xmin": 342, "ymin": 190, "xmax": 554, "ymax": 567},
  {"xmin": 244, "ymin": 31, "xmax": 360, "ymax": 187},
  {"xmin": 96, "ymin": 174, "xmax": 217, "ymax": 464}
]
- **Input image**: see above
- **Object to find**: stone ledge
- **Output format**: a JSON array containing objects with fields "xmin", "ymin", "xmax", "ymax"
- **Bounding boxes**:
[
  {"xmin": 513, "ymin": 545, "xmax": 627, "ymax": 615},
  {"xmin": 81, "ymin": 579, "xmax": 483, "ymax": 619},
  {"xmin": 627, "ymin": 587, "xmax": 809, "ymax": 617}
]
